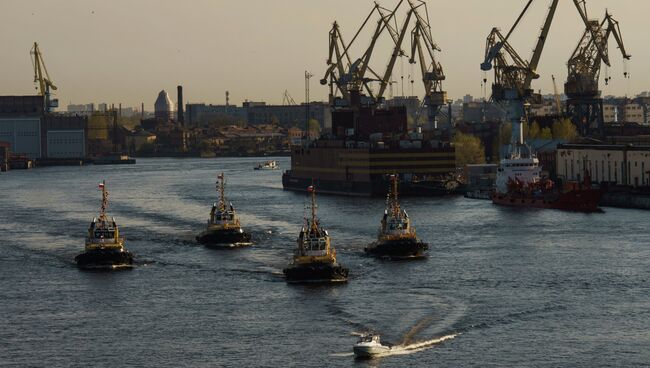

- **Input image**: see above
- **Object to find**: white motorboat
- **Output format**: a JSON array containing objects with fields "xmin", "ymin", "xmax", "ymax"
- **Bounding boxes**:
[
  {"xmin": 353, "ymin": 334, "xmax": 392, "ymax": 358},
  {"xmin": 254, "ymin": 160, "xmax": 278, "ymax": 170}
]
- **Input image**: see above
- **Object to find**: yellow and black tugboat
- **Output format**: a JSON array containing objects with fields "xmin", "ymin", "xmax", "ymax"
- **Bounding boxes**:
[
  {"xmin": 75, "ymin": 181, "xmax": 133, "ymax": 269},
  {"xmin": 365, "ymin": 175, "xmax": 428, "ymax": 259},
  {"xmin": 283, "ymin": 185, "xmax": 349, "ymax": 283},
  {"xmin": 196, "ymin": 173, "xmax": 252, "ymax": 247}
]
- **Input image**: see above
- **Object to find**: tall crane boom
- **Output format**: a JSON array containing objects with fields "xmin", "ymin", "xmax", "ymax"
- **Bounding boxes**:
[
  {"xmin": 408, "ymin": 0, "xmax": 446, "ymax": 124},
  {"xmin": 480, "ymin": 0, "xmax": 559, "ymax": 146},
  {"xmin": 551, "ymin": 75, "xmax": 562, "ymax": 115},
  {"xmin": 525, "ymin": 0, "xmax": 559, "ymax": 88},
  {"xmin": 30, "ymin": 42, "xmax": 58, "ymax": 112},
  {"xmin": 320, "ymin": 1, "xmax": 405, "ymax": 107},
  {"xmin": 565, "ymin": 0, "xmax": 631, "ymax": 136}
]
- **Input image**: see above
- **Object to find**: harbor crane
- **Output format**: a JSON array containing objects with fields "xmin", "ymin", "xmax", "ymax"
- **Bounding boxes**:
[
  {"xmin": 565, "ymin": 0, "xmax": 630, "ymax": 136},
  {"xmin": 30, "ymin": 42, "xmax": 58, "ymax": 113},
  {"xmin": 480, "ymin": 0, "xmax": 559, "ymax": 146},
  {"xmin": 551, "ymin": 75, "xmax": 563, "ymax": 116},
  {"xmin": 321, "ymin": 1, "xmax": 406, "ymax": 107},
  {"xmin": 407, "ymin": 0, "xmax": 446, "ymax": 128},
  {"xmin": 321, "ymin": 0, "xmax": 448, "ymax": 130}
]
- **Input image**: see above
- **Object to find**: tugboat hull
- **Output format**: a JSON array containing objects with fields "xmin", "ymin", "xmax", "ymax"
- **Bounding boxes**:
[
  {"xmin": 365, "ymin": 239, "xmax": 428, "ymax": 259},
  {"xmin": 283, "ymin": 263, "xmax": 349, "ymax": 283},
  {"xmin": 75, "ymin": 248, "xmax": 133, "ymax": 270},
  {"xmin": 196, "ymin": 228, "xmax": 252, "ymax": 247}
]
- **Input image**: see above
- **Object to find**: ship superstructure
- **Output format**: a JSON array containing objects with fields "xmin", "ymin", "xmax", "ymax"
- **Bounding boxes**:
[
  {"xmin": 365, "ymin": 175, "xmax": 428, "ymax": 258},
  {"xmin": 196, "ymin": 173, "xmax": 252, "ymax": 247},
  {"xmin": 283, "ymin": 185, "xmax": 348, "ymax": 283},
  {"xmin": 75, "ymin": 181, "xmax": 133, "ymax": 269}
]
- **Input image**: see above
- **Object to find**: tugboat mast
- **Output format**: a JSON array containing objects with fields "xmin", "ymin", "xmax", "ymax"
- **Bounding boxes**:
[
  {"xmin": 309, "ymin": 185, "xmax": 317, "ymax": 233},
  {"xmin": 388, "ymin": 175, "xmax": 400, "ymax": 218},
  {"xmin": 99, "ymin": 180, "xmax": 108, "ymax": 223},
  {"xmin": 217, "ymin": 173, "xmax": 226, "ymax": 212}
]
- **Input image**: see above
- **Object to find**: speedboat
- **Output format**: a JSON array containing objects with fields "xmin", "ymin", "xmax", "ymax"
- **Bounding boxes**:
[
  {"xmin": 254, "ymin": 160, "xmax": 278, "ymax": 170},
  {"xmin": 353, "ymin": 334, "xmax": 392, "ymax": 359}
]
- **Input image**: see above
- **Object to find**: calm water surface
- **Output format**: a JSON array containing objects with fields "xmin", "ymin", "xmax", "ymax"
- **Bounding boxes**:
[{"xmin": 1, "ymin": 157, "xmax": 649, "ymax": 367}]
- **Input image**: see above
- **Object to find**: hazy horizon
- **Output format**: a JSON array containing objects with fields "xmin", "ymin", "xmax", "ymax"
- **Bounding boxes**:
[{"xmin": 1, "ymin": 0, "xmax": 646, "ymax": 109}]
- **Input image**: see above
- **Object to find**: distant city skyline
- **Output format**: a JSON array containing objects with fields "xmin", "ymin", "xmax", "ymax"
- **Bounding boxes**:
[{"xmin": 1, "ymin": 0, "xmax": 647, "ymax": 109}]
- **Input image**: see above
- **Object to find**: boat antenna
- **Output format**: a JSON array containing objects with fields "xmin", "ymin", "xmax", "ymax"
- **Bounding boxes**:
[
  {"xmin": 99, "ymin": 180, "xmax": 108, "ymax": 222},
  {"xmin": 217, "ymin": 172, "xmax": 226, "ymax": 212},
  {"xmin": 308, "ymin": 185, "xmax": 317, "ymax": 232},
  {"xmin": 390, "ymin": 174, "xmax": 400, "ymax": 218}
]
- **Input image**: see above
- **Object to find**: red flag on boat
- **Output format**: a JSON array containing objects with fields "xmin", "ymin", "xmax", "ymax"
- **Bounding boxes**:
[
  {"xmin": 98, "ymin": 183, "xmax": 105, "ymax": 190},
  {"xmin": 307, "ymin": 185, "xmax": 314, "ymax": 193}
]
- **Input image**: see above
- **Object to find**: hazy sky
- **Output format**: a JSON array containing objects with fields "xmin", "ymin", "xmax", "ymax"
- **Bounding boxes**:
[{"xmin": 0, "ymin": 0, "xmax": 646, "ymax": 110}]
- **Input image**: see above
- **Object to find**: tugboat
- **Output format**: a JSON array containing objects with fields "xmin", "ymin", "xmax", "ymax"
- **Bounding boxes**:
[
  {"xmin": 254, "ymin": 160, "xmax": 278, "ymax": 170},
  {"xmin": 283, "ymin": 185, "xmax": 349, "ymax": 283},
  {"xmin": 492, "ymin": 146, "xmax": 603, "ymax": 212},
  {"xmin": 365, "ymin": 175, "xmax": 428, "ymax": 259},
  {"xmin": 75, "ymin": 181, "xmax": 133, "ymax": 269},
  {"xmin": 353, "ymin": 334, "xmax": 392, "ymax": 359},
  {"xmin": 196, "ymin": 173, "xmax": 252, "ymax": 247}
]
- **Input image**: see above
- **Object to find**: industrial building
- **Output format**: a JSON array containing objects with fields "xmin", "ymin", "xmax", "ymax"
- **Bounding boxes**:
[
  {"xmin": 0, "ymin": 96, "xmax": 45, "ymax": 159},
  {"xmin": 557, "ymin": 143, "xmax": 650, "ymax": 187},
  {"xmin": 0, "ymin": 95, "xmax": 87, "ymax": 161},
  {"xmin": 154, "ymin": 90, "xmax": 175, "ymax": 121},
  {"xmin": 185, "ymin": 101, "xmax": 331, "ymax": 130}
]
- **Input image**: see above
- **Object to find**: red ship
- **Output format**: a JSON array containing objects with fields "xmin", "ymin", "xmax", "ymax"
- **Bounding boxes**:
[{"xmin": 492, "ymin": 148, "xmax": 603, "ymax": 213}]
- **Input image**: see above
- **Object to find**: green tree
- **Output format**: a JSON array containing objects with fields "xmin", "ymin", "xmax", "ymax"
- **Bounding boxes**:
[
  {"xmin": 528, "ymin": 121, "xmax": 541, "ymax": 140},
  {"xmin": 540, "ymin": 127, "xmax": 553, "ymax": 140},
  {"xmin": 552, "ymin": 118, "xmax": 578, "ymax": 141},
  {"xmin": 308, "ymin": 119, "xmax": 321, "ymax": 135},
  {"xmin": 453, "ymin": 132, "xmax": 486, "ymax": 167}
]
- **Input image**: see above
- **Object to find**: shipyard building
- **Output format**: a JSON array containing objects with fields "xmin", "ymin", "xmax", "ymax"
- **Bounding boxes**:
[
  {"xmin": 557, "ymin": 144, "xmax": 650, "ymax": 187},
  {"xmin": 0, "ymin": 95, "xmax": 87, "ymax": 160}
]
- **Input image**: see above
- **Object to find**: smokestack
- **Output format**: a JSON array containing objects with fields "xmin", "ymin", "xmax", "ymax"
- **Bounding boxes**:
[
  {"xmin": 141, "ymin": 102, "xmax": 144, "ymax": 119},
  {"xmin": 177, "ymin": 85, "xmax": 184, "ymax": 125}
]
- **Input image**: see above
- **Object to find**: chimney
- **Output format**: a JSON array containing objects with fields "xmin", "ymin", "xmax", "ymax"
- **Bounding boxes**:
[{"xmin": 177, "ymin": 85, "xmax": 184, "ymax": 125}]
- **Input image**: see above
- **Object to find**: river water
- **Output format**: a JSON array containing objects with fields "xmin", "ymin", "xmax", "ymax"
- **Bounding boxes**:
[{"xmin": 1, "ymin": 157, "xmax": 649, "ymax": 367}]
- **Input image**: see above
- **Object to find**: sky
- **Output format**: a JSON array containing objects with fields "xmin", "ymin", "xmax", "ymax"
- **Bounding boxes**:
[{"xmin": 0, "ymin": 0, "xmax": 647, "ymax": 110}]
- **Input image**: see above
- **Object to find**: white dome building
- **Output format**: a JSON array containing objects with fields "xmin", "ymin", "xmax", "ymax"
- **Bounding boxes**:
[{"xmin": 154, "ymin": 90, "xmax": 175, "ymax": 121}]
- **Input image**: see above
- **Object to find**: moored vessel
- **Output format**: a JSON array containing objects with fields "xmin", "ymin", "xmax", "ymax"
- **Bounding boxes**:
[
  {"xmin": 283, "ymin": 185, "xmax": 349, "ymax": 283},
  {"xmin": 492, "ymin": 146, "xmax": 603, "ymax": 212},
  {"xmin": 75, "ymin": 181, "xmax": 133, "ymax": 270},
  {"xmin": 196, "ymin": 173, "xmax": 252, "ymax": 247},
  {"xmin": 365, "ymin": 175, "xmax": 428, "ymax": 259}
]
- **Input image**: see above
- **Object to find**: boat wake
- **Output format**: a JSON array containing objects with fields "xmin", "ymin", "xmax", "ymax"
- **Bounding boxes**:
[{"xmin": 388, "ymin": 333, "xmax": 459, "ymax": 356}]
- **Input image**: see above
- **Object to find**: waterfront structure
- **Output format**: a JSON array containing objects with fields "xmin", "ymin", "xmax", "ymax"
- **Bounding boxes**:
[
  {"xmin": 185, "ymin": 101, "xmax": 331, "ymax": 130},
  {"xmin": 41, "ymin": 115, "xmax": 86, "ymax": 159},
  {"xmin": 0, "ymin": 95, "xmax": 87, "ymax": 160},
  {"xmin": 186, "ymin": 103, "xmax": 247, "ymax": 126},
  {"xmin": 557, "ymin": 143, "xmax": 650, "ymax": 187},
  {"xmin": 0, "ymin": 96, "xmax": 43, "ymax": 159},
  {"xmin": 154, "ymin": 90, "xmax": 174, "ymax": 121}
]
